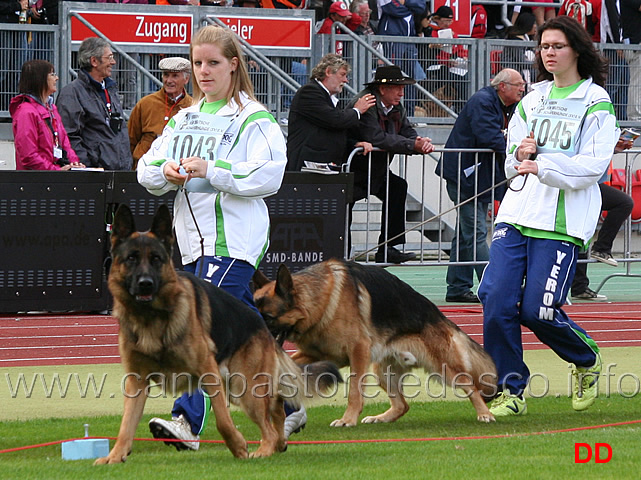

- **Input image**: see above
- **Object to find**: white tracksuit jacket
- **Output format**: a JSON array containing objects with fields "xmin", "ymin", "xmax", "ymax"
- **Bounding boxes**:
[
  {"xmin": 137, "ymin": 93, "xmax": 286, "ymax": 268},
  {"xmin": 497, "ymin": 77, "xmax": 619, "ymax": 244}
]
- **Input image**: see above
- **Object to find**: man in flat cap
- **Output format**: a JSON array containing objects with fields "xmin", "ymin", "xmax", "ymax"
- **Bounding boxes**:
[
  {"xmin": 128, "ymin": 56, "xmax": 192, "ymax": 167},
  {"xmin": 347, "ymin": 65, "xmax": 434, "ymax": 263}
]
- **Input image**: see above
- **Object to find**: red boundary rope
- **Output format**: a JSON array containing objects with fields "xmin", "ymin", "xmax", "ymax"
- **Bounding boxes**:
[{"xmin": 2, "ymin": 419, "xmax": 641, "ymax": 455}]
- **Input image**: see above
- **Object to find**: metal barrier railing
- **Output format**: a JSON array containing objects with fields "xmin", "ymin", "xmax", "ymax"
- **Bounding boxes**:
[
  {"xmin": 593, "ymin": 149, "xmax": 641, "ymax": 291},
  {"xmin": 0, "ymin": 24, "xmax": 58, "ymax": 116},
  {"xmin": 345, "ymin": 147, "xmax": 641, "ymax": 282},
  {"xmin": 4, "ymin": 6, "xmax": 641, "ymax": 126}
]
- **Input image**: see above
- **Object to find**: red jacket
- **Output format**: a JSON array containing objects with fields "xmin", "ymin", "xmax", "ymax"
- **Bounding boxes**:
[
  {"xmin": 428, "ymin": 23, "xmax": 468, "ymax": 64},
  {"xmin": 317, "ymin": 13, "xmax": 362, "ymax": 34},
  {"xmin": 317, "ymin": 13, "xmax": 362, "ymax": 56},
  {"xmin": 558, "ymin": 0, "xmax": 601, "ymax": 43},
  {"xmin": 10, "ymin": 94, "xmax": 79, "ymax": 170}
]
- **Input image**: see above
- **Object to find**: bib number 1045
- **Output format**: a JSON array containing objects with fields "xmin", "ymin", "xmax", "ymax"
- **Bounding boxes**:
[{"xmin": 530, "ymin": 118, "xmax": 574, "ymax": 151}]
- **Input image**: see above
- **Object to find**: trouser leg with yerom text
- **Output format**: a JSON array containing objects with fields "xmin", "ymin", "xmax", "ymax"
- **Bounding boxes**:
[{"xmin": 479, "ymin": 224, "xmax": 600, "ymax": 396}]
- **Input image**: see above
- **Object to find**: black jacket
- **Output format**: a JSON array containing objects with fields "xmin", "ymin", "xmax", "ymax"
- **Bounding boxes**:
[
  {"xmin": 0, "ymin": 0, "xmax": 22, "ymax": 23},
  {"xmin": 286, "ymin": 79, "xmax": 361, "ymax": 171},
  {"xmin": 347, "ymin": 87, "xmax": 418, "ymax": 199}
]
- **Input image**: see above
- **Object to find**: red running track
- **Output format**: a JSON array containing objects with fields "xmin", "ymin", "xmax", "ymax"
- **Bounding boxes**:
[{"xmin": 1, "ymin": 303, "xmax": 640, "ymax": 367}]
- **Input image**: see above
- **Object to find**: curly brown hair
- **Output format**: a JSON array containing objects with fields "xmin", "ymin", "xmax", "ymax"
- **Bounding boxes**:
[
  {"xmin": 311, "ymin": 53, "xmax": 351, "ymax": 82},
  {"xmin": 534, "ymin": 16, "xmax": 608, "ymax": 88}
]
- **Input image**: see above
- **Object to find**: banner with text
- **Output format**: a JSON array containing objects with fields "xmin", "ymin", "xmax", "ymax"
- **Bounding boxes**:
[
  {"xmin": 211, "ymin": 15, "xmax": 313, "ymax": 49},
  {"xmin": 70, "ymin": 11, "xmax": 193, "ymax": 46}
]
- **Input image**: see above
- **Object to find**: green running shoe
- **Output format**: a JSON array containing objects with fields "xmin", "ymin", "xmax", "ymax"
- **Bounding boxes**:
[
  {"xmin": 573, "ymin": 353, "xmax": 602, "ymax": 411},
  {"xmin": 489, "ymin": 391, "xmax": 527, "ymax": 417}
]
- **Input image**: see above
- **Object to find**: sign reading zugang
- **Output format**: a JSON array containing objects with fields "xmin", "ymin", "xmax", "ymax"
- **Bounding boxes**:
[{"xmin": 70, "ymin": 12, "xmax": 193, "ymax": 46}]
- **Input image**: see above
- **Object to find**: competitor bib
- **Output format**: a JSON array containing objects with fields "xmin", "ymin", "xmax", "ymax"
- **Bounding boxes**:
[
  {"xmin": 527, "ymin": 98, "xmax": 588, "ymax": 156},
  {"xmin": 169, "ymin": 112, "xmax": 233, "ymax": 193}
]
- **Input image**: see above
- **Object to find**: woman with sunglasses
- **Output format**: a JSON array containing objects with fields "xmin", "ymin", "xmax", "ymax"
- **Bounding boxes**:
[
  {"xmin": 479, "ymin": 16, "xmax": 618, "ymax": 418},
  {"xmin": 10, "ymin": 59, "xmax": 84, "ymax": 170}
]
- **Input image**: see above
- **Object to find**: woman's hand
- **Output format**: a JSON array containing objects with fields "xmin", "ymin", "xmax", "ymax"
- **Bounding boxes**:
[
  {"xmin": 614, "ymin": 138, "xmax": 633, "ymax": 153},
  {"xmin": 163, "ymin": 161, "xmax": 188, "ymax": 186},
  {"xmin": 180, "ymin": 156, "xmax": 207, "ymax": 178},
  {"xmin": 516, "ymin": 159, "xmax": 538, "ymax": 176},
  {"xmin": 516, "ymin": 134, "xmax": 537, "ymax": 162},
  {"xmin": 61, "ymin": 162, "xmax": 85, "ymax": 171}
]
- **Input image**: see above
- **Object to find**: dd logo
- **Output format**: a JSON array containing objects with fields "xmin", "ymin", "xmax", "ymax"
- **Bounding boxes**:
[{"xmin": 574, "ymin": 443, "xmax": 612, "ymax": 463}]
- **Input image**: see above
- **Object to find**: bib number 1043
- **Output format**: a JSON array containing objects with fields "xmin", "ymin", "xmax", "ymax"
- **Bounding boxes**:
[{"xmin": 170, "ymin": 134, "xmax": 216, "ymax": 162}]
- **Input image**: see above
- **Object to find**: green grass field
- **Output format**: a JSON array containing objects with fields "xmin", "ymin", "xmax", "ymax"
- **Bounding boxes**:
[
  {"xmin": 1, "ymin": 396, "xmax": 640, "ymax": 479},
  {"xmin": 1, "ymin": 261, "xmax": 638, "ymax": 478},
  {"xmin": 1, "ymin": 346, "xmax": 640, "ymax": 479}
]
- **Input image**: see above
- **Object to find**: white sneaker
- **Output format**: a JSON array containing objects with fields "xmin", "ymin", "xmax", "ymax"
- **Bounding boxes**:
[
  {"xmin": 283, "ymin": 406, "xmax": 307, "ymax": 439},
  {"xmin": 149, "ymin": 415, "xmax": 199, "ymax": 451}
]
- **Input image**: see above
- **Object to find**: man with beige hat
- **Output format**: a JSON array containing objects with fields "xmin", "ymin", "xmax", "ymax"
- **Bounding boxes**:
[{"xmin": 128, "ymin": 56, "xmax": 192, "ymax": 167}]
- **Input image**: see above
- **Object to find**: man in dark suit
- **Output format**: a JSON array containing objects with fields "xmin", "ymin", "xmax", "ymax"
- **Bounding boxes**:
[{"xmin": 286, "ymin": 53, "xmax": 376, "ymax": 172}]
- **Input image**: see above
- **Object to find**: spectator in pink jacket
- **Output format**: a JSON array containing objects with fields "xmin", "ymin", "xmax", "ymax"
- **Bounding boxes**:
[{"xmin": 10, "ymin": 59, "xmax": 84, "ymax": 170}]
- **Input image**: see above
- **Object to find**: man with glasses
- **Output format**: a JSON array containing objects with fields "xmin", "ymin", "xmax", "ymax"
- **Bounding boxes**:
[
  {"xmin": 128, "ymin": 57, "xmax": 192, "ymax": 169},
  {"xmin": 56, "ymin": 37, "xmax": 132, "ymax": 170},
  {"xmin": 435, "ymin": 68, "xmax": 525, "ymax": 303}
]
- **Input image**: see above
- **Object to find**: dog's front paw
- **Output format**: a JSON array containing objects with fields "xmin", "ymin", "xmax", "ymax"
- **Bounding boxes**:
[
  {"xmin": 93, "ymin": 452, "xmax": 127, "ymax": 465},
  {"xmin": 477, "ymin": 413, "xmax": 496, "ymax": 423},
  {"xmin": 361, "ymin": 415, "xmax": 385, "ymax": 424},
  {"xmin": 329, "ymin": 418, "xmax": 356, "ymax": 427},
  {"xmin": 230, "ymin": 441, "xmax": 249, "ymax": 459}
]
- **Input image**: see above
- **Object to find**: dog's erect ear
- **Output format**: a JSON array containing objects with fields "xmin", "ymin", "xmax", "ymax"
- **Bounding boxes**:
[
  {"xmin": 150, "ymin": 205, "xmax": 174, "ymax": 255},
  {"xmin": 275, "ymin": 263, "xmax": 295, "ymax": 301},
  {"xmin": 252, "ymin": 269, "xmax": 272, "ymax": 289},
  {"xmin": 111, "ymin": 204, "xmax": 136, "ymax": 250}
]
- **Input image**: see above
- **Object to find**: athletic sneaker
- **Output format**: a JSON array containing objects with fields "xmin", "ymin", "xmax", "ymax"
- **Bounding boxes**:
[
  {"xmin": 149, "ymin": 415, "xmax": 199, "ymax": 451},
  {"xmin": 591, "ymin": 250, "xmax": 618, "ymax": 267},
  {"xmin": 572, "ymin": 288, "xmax": 608, "ymax": 301},
  {"xmin": 572, "ymin": 353, "xmax": 602, "ymax": 411},
  {"xmin": 489, "ymin": 391, "xmax": 527, "ymax": 417},
  {"xmin": 284, "ymin": 406, "xmax": 307, "ymax": 439}
]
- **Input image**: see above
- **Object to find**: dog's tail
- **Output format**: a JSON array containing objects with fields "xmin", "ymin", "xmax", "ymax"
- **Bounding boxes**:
[
  {"xmin": 275, "ymin": 350, "xmax": 342, "ymax": 409},
  {"xmin": 455, "ymin": 330, "xmax": 498, "ymax": 402}
]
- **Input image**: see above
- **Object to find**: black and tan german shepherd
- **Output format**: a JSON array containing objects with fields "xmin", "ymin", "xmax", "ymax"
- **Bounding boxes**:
[
  {"xmin": 253, "ymin": 259, "xmax": 498, "ymax": 426},
  {"xmin": 95, "ymin": 205, "xmax": 338, "ymax": 464}
]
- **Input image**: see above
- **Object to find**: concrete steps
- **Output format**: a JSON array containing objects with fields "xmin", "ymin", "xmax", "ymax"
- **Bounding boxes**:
[{"xmin": 350, "ymin": 196, "xmax": 452, "ymax": 257}]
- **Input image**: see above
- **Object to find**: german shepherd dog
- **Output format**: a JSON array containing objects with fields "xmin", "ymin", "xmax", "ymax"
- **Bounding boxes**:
[
  {"xmin": 253, "ymin": 259, "xmax": 498, "ymax": 426},
  {"xmin": 95, "ymin": 205, "xmax": 338, "ymax": 464}
]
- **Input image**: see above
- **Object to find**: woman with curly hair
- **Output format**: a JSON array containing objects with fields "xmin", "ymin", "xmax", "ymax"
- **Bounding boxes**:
[{"xmin": 480, "ymin": 16, "xmax": 616, "ymax": 418}]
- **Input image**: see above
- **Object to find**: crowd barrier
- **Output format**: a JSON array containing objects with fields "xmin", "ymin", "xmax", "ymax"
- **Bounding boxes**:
[
  {"xmin": 2, "ymin": 3, "xmax": 641, "ymax": 127},
  {"xmin": 350, "ymin": 147, "xmax": 640, "ymax": 292},
  {"xmin": 0, "ymin": 171, "xmax": 353, "ymax": 313},
  {"xmin": 1, "ymin": 149, "xmax": 638, "ymax": 313}
]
